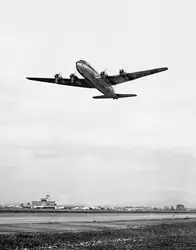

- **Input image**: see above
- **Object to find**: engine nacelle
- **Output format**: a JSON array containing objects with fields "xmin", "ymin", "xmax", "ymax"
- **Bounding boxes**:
[
  {"xmin": 119, "ymin": 69, "xmax": 127, "ymax": 77},
  {"xmin": 100, "ymin": 71, "xmax": 108, "ymax": 79},
  {"xmin": 54, "ymin": 73, "xmax": 63, "ymax": 83},
  {"xmin": 70, "ymin": 73, "xmax": 79, "ymax": 83}
]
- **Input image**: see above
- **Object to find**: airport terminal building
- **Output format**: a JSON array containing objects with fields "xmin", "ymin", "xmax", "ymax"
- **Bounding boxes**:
[{"xmin": 32, "ymin": 195, "xmax": 56, "ymax": 208}]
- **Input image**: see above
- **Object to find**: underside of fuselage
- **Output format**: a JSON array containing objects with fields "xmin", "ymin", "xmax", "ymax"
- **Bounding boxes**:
[{"xmin": 76, "ymin": 60, "xmax": 117, "ymax": 98}]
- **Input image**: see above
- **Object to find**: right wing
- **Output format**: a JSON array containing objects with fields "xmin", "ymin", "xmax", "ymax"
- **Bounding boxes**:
[
  {"xmin": 108, "ymin": 67, "xmax": 168, "ymax": 85},
  {"xmin": 26, "ymin": 77, "xmax": 94, "ymax": 88}
]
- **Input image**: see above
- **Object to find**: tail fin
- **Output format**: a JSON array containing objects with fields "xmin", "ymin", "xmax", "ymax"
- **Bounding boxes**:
[{"xmin": 93, "ymin": 94, "xmax": 137, "ymax": 99}]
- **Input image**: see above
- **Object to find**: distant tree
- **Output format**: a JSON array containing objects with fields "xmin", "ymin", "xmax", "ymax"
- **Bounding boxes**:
[{"xmin": 176, "ymin": 204, "xmax": 186, "ymax": 211}]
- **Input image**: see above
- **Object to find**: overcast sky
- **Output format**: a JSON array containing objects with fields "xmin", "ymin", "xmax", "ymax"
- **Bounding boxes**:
[{"xmin": 0, "ymin": 0, "xmax": 196, "ymax": 207}]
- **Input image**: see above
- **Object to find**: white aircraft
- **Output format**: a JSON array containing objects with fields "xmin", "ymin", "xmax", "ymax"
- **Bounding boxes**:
[{"xmin": 26, "ymin": 60, "xmax": 168, "ymax": 99}]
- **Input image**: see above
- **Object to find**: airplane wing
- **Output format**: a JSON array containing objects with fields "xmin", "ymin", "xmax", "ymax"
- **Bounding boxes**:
[
  {"xmin": 26, "ymin": 76, "xmax": 94, "ymax": 88},
  {"xmin": 108, "ymin": 67, "xmax": 168, "ymax": 85}
]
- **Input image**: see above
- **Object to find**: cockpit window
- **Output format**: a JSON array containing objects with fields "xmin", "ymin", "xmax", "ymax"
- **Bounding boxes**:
[
  {"xmin": 77, "ymin": 60, "xmax": 98, "ymax": 73},
  {"xmin": 78, "ymin": 60, "xmax": 87, "ymax": 65}
]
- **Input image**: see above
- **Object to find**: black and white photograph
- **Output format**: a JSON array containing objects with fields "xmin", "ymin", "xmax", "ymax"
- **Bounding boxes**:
[{"xmin": 0, "ymin": 0, "xmax": 196, "ymax": 249}]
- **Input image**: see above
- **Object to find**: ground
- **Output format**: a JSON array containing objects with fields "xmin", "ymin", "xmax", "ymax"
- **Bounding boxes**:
[{"xmin": 1, "ymin": 218, "xmax": 196, "ymax": 249}]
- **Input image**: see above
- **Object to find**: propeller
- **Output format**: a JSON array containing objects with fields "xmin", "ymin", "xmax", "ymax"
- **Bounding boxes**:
[
  {"xmin": 119, "ymin": 68, "xmax": 128, "ymax": 78},
  {"xmin": 117, "ymin": 61, "xmax": 128, "ymax": 75},
  {"xmin": 70, "ymin": 72, "xmax": 78, "ymax": 83},
  {"xmin": 100, "ymin": 69, "xmax": 108, "ymax": 78},
  {"xmin": 103, "ymin": 68, "xmax": 108, "ymax": 75},
  {"xmin": 54, "ymin": 72, "xmax": 63, "ymax": 83}
]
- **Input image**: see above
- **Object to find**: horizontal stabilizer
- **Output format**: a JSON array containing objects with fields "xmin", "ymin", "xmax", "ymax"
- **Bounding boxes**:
[
  {"xmin": 93, "ymin": 94, "xmax": 137, "ymax": 99},
  {"xmin": 93, "ymin": 95, "xmax": 113, "ymax": 99},
  {"xmin": 116, "ymin": 94, "xmax": 137, "ymax": 98}
]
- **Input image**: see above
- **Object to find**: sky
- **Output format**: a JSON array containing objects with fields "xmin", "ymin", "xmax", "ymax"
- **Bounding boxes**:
[{"xmin": 0, "ymin": 0, "xmax": 196, "ymax": 207}]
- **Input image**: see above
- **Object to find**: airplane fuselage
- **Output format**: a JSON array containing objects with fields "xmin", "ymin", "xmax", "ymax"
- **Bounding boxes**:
[{"xmin": 76, "ymin": 60, "xmax": 118, "ymax": 99}]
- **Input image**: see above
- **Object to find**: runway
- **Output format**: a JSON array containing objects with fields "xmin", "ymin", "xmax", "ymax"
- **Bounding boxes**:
[
  {"xmin": 0, "ymin": 212, "xmax": 195, "ymax": 225},
  {"xmin": 0, "ymin": 212, "xmax": 195, "ymax": 234}
]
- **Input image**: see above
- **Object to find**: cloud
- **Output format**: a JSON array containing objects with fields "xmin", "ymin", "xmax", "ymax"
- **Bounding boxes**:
[
  {"xmin": 27, "ymin": 140, "xmax": 196, "ymax": 168},
  {"xmin": 1, "ymin": 139, "xmax": 196, "ymax": 205},
  {"xmin": 11, "ymin": 139, "xmax": 195, "ymax": 205}
]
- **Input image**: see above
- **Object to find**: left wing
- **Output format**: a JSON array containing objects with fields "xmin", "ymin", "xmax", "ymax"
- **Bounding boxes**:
[
  {"xmin": 107, "ymin": 67, "xmax": 168, "ymax": 85},
  {"xmin": 26, "ymin": 76, "xmax": 94, "ymax": 88}
]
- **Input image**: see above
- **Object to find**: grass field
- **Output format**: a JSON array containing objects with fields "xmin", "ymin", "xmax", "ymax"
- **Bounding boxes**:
[{"xmin": 1, "ymin": 218, "xmax": 196, "ymax": 249}]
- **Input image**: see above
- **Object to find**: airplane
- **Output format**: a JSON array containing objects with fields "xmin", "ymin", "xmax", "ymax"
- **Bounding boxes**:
[{"xmin": 26, "ymin": 60, "xmax": 168, "ymax": 99}]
